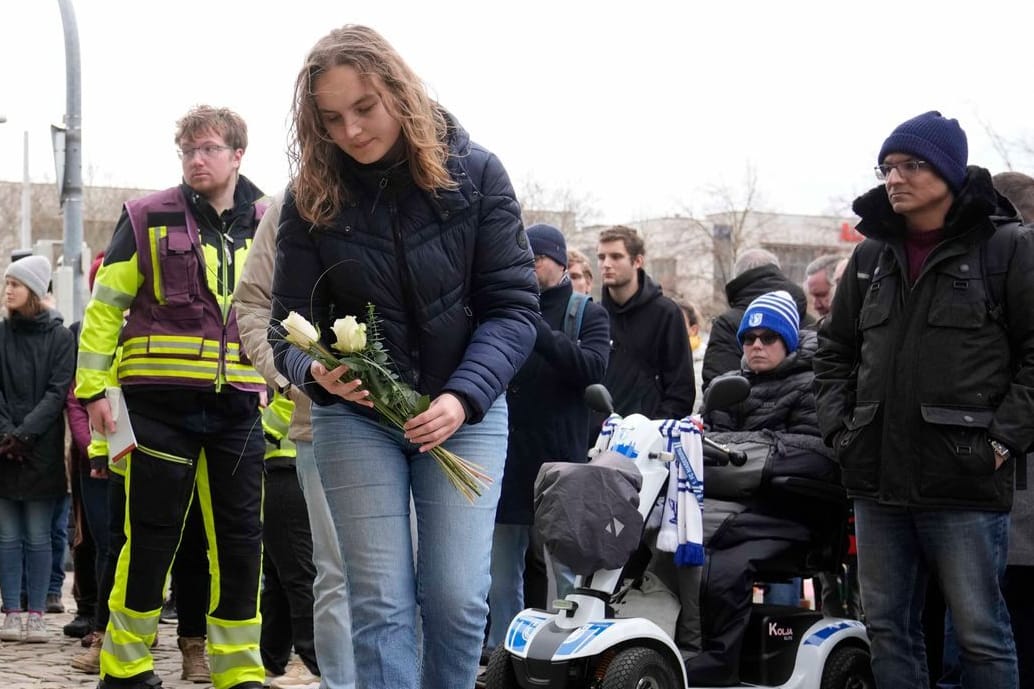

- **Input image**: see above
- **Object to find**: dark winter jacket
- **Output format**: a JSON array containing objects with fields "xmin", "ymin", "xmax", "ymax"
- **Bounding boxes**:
[
  {"xmin": 701, "ymin": 332, "xmax": 836, "ymax": 552},
  {"xmin": 707, "ymin": 330, "xmax": 820, "ymax": 436},
  {"xmin": 271, "ymin": 115, "xmax": 539, "ymax": 423},
  {"xmin": 814, "ymin": 167, "xmax": 1034, "ymax": 511},
  {"xmin": 702, "ymin": 265, "xmax": 809, "ymax": 389},
  {"xmin": 0, "ymin": 308, "xmax": 76, "ymax": 500},
  {"xmin": 601, "ymin": 270, "xmax": 695, "ymax": 419},
  {"xmin": 497, "ymin": 279, "xmax": 610, "ymax": 524}
]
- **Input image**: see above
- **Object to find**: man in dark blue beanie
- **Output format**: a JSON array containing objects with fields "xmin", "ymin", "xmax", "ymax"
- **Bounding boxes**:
[
  {"xmin": 487, "ymin": 220, "xmax": 611, "ymax": 655},
  {"xmin": 877, "ymin": 110, "xmax": 968, "ymax": 193},
  {"xmin": 526, "ymin": 224, "xmax": 568, "ymax": 269},
  {"xmin": 814, "ymin": 113, "xmax": 1034, "ymax": 689}
]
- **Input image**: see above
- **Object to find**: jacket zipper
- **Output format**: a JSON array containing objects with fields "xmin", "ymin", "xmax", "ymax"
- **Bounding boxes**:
[
  {"xmin": 214, "ymin": 217, "xmax": 236, "ymax": 393},
  {"xmin": 386, "ymin": 185, "xmax": 422, "ymax": 389}
]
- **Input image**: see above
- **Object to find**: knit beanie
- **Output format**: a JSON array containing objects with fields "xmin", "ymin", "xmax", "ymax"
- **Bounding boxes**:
[
  {"xmin": 877, "ymin": 111, "xmax": 968, "ymax": 193},
  {"xmin": 526, "ymin": 223, "xmax": 568, "ymax": 268},
  {"xmin": 5, "ymin": 255, "xmax": 52, "ymax": 299},
  {"xmin": 737, "ymin": 290, "xmax": 800, "ymax": 353}
]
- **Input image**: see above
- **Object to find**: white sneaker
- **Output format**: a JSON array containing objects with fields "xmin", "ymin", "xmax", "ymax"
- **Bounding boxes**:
[
  {"xmin": 269, "ymin": 658, "xmax": 320, "ymax": 689},
  {"xmin": 24, "ymin": 612, "xmax": 48, "ymax": 643},
  {"xmin": 0, "ymin": 612, "xmax": 23, "ymax": 642}
]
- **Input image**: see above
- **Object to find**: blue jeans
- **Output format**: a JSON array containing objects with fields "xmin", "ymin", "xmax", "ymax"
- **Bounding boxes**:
[
  {"xmin": 80, "ymin": 472, "xmax": 111, "ymax": 606},
  {"xmin": 762, "ymin": 578, "xmax": 801, "ymax": 607},
  {"xmin": 0, "ymin": 497, "xmax": 57, "ymax": 612},
  {"xmin": 312, "ymin": 398, "xmax": 507, "ymax": 689},
  {"xmin": 854, "ymin": 500, "xmax": 1016, "ymax": 689},
  {"xmin": 49, "ymin": 493, "xmax": 70, "ymax": 595},
  {"xmin": 488, "ymin": 524, "xmax": 530, "ymax": 650},
  {"xmin": 295, "ymin": 439, "xmax": 356, "ymax": 689}
]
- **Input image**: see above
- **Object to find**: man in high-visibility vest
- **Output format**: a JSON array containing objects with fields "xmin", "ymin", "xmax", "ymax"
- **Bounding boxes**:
[{"xmin": 76, "ymin": 105, "xmax": 268, "ymax": 689}]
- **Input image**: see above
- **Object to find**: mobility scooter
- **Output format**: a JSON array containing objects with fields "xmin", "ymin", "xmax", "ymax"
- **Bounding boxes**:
[{"xmin": 484, "ymin": 379, "xmax": 872, "ymax": 689}]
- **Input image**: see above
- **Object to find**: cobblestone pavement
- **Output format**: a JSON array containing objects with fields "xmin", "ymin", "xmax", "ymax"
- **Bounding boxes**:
[{"xmin": 0, "ymin": 577, "xmax": 214, "ymax": 689}]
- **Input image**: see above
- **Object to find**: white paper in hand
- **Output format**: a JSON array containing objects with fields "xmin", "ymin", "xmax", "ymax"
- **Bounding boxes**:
[{"xmin": 105, "ymin": 387, "xmax": 137, "ymax": 461}]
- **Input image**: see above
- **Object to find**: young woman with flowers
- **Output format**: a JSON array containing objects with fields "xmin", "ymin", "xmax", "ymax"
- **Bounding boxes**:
[{"xmin": 269, "ymin": 25, "xmax": 538, "ymax": 689}]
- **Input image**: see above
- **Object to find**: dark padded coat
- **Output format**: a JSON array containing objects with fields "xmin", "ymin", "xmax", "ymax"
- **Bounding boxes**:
[
  {"xmin": 814, "ymin": 167, "xmax": 1034, "ymax": 511},
  {"xmin": 271, "ymin": 115, "xmax": 539, "ymax": 423},
  {"xmin": 0, "ymin": 308, "xmax": 76, "ymax": 500},
  {"xmin": 707, "ymin": 329, "xmax": 820, "ymax": 436}
]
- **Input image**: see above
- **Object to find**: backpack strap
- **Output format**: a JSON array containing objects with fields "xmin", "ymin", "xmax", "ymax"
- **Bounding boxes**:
[
  {"xmin": 978, "ymin": 221, "xmax": 1020, "ymax": 330},
  {"xmin": 564, "ymin": 291, "xmax": 591, "ymax": 342}
]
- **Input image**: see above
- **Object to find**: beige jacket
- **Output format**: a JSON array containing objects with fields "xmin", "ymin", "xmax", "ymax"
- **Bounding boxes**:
[{"xmin": 233, "ymin": 192, "xmax": 313, "ymax": 442}]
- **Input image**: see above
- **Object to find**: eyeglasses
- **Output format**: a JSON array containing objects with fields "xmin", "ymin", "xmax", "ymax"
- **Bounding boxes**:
[
  {"xmin": 743, "ymin": 331, "xmax": 780, "ymax": 346},
  {"xmin": 177, "ymin": 144, "xmax": 232, "ymax": 161},
  {"xmin": 874, "ymin": 160, "xmax": 929, "ymax": 181}
]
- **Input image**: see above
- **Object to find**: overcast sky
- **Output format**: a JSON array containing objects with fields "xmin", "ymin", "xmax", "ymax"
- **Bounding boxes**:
[{"xmin": 2, "ymin": 0, "xmax": 1033, "ymax": 226}]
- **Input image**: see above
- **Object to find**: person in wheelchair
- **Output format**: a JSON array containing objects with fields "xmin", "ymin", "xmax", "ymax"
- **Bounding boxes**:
[{"xmin": 684, "ymin": 290, "xmax": 839, "ymax": 686}]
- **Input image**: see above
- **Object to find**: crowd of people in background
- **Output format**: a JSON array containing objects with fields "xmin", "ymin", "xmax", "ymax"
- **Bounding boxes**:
[{"xmin": 0, "ymin": 23, "xmax": 1032, "ymax": 689}]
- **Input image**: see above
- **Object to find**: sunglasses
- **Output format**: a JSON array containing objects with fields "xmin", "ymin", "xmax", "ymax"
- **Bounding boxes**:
[{"xmin": 743, "ymin": 331, "xmax": 780, "ymax": 346}]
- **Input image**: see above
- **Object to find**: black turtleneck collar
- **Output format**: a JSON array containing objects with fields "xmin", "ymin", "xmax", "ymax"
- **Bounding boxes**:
[
  {"xmin": 540, "ymin": 275, "xmax": 573, "ymax": 308},
  {"xmin": 342, "ymin": 137, "xmax": 412, "ymax": 193}
]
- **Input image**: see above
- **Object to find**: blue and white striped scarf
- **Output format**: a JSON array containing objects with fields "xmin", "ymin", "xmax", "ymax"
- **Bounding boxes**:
[{"xmin": 656, "ymin": 417, "xmax": 705, "ymax": 566}]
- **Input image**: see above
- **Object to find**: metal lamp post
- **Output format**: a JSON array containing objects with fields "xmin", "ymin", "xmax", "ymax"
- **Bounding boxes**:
[{"xmin": 56, "ymin": 0, "xmax": 84, "ymax": 322}]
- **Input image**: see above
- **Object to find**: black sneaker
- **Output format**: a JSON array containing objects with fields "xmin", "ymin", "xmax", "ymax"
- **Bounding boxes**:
[
  {"xmin": 96, "ymin": 671, "xmax": 164, "ymax": 688},
  {"xmin": 159, "ymin": 598, "xmax": 177, "ymax": 624},
  {"xmin": 64, "ymin": 614, "xmax": 93, "ymax": 638},
  {"xmin": 45, "ymin": 593, "xmax": 65, "ymax": 613}
]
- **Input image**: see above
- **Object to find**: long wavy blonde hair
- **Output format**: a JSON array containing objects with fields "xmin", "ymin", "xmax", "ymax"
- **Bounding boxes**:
[{"xmin": 289, "ymin": 25, "xmax": 455, "ymax": 226}]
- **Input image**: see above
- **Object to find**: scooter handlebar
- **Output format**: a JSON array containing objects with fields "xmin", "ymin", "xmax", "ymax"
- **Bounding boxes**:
[
  {"xmin": 701, "ymin": 436, "xmax": 749, "ymax": 467},
  {"xmin": 727, "ymin": 449, "xmax": 748, "ymax": 467}
]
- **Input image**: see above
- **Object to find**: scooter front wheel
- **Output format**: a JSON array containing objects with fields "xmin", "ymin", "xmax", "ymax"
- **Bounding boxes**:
[
  {"xmin": 599, "ymin": 646, "xmax": 679, "ymax": 689},
  {"xmin": 483, "ymin": 645, "xmax": 520, "ymax": 689}
]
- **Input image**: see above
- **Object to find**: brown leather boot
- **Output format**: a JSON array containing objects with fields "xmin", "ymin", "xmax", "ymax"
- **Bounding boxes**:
[
  {"xmin": 177, "ymin": 635, "xmax": 211, "ymax": 683},
  {"xmin": 70, "ymin": 631, "xmax": 103, "ymax": 674}
]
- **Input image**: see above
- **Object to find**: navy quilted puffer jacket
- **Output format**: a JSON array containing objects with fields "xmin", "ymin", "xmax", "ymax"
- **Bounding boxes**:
[{"xmin": 271, "ymin": 114, "xmax": 538, "ymax": 423}]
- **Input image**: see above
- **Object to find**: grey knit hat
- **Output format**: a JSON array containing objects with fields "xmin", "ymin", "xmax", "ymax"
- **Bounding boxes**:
[{"xmin": 5, "ymin": 255, "xmax": 52, "ymax": 298}]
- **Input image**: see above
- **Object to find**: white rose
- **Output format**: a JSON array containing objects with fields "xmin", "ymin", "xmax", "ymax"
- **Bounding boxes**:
[
  {"xmin": 331, "ymin": 315, "xmax": 367, "ymax": 353},
  {"xmin": 282, "ymin": 311, "xmax": 320, "ymax": 348}
]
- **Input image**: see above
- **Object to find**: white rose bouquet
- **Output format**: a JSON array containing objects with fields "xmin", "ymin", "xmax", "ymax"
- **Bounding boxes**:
[{"xmin": 280, "ymin": 304, "xmax": 491, "ymax": 502}]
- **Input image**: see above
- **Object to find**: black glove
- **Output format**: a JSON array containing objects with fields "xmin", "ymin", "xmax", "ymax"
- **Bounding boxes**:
[
  {"xmin": 5, "ymin": 434, "xmax": 33, "ymax": 463},
  {"xmin": 89, "ymin": 454, "xmax": 108, "ymax": 473},
  {"xmin": 0, "ymin": 434, "xmax": 13, "ymax": 460}
]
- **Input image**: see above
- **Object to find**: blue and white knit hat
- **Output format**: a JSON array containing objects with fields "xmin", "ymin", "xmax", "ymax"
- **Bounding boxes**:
[{"xmin": 737, "ymin": 290, "xmax": 800, "ymax": 353}]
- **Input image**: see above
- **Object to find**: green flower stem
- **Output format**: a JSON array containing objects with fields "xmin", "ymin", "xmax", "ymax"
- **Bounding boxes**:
[{"xmin": 299, "ymin": 341, "xmax": 490, "ymax": 503}]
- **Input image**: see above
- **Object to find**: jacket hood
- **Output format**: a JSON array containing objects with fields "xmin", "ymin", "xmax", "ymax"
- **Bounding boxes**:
[
  {"xmin": 9, "ymin": 307, "xmax": 63, "ymax": 331},
  {"xmin": 602, "ymin": 269, "xmax": 662, "ymax": 315},
  {"xmin": 852, "ymin": 165, "xmax": 1020, "ymax": 243},
  {"xmin": 725, "ymin": 264, "xmax": 809, "ymax": 318}
]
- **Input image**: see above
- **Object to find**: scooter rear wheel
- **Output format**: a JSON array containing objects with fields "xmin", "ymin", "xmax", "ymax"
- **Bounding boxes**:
[{"xmin": 599, "ymin": 646, "xmax": 679, "ymax": 689}]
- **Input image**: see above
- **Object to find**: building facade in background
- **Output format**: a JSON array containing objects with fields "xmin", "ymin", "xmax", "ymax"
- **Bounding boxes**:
[{"xmin": 0, "ymin": 181, "xmax": 858, "ymax": 324}]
